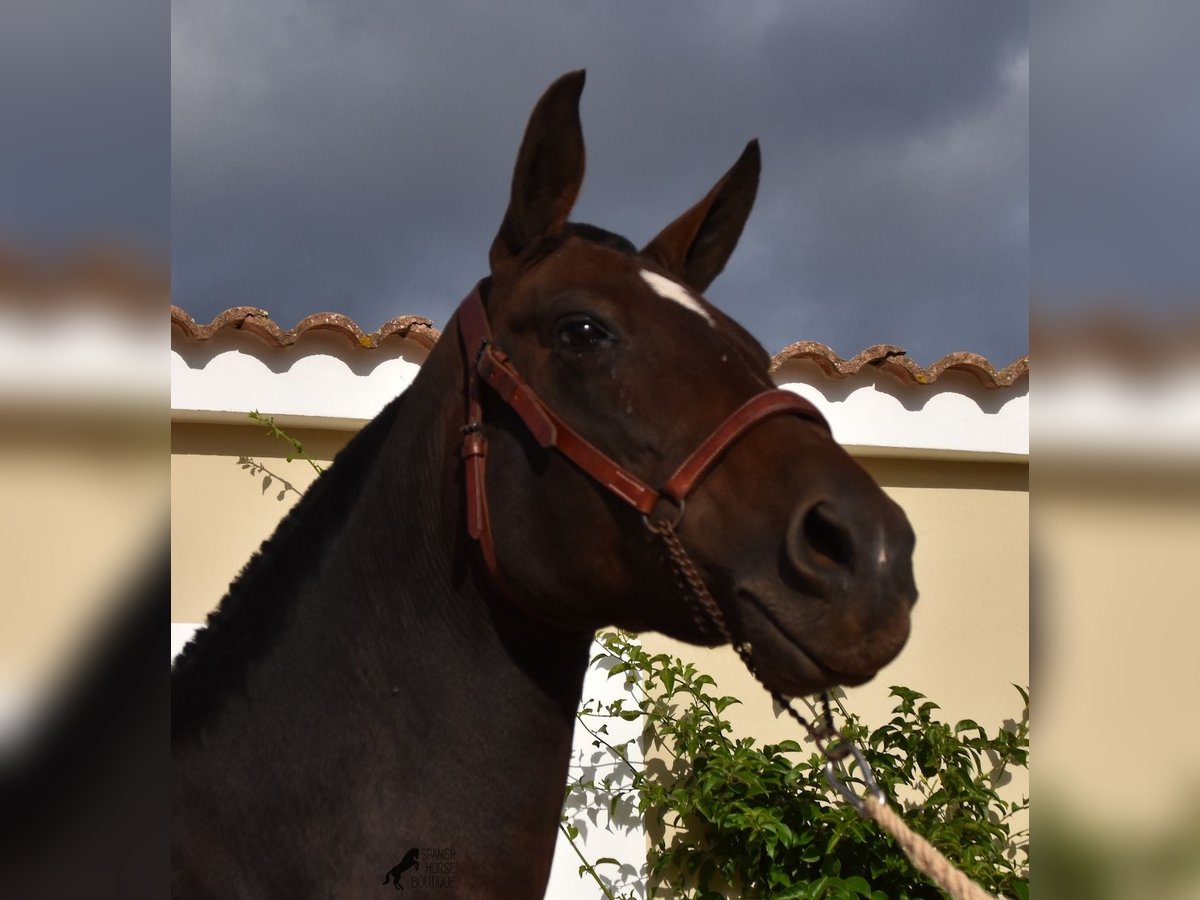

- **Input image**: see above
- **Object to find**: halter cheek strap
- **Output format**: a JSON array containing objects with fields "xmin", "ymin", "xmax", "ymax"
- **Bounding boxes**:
[{"xmin": 456, "ymin": 281, "xmax": 830, "ymax": 589}]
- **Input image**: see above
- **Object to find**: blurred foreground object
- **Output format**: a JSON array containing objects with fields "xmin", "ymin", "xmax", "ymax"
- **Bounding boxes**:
[
  {"xmin": 0, "ymin": 246, "xmax": 166, "ymax": 746},
  {"xmin": 1034, "ymin": 1, "xmax": 1200, "ymax": 891},
  {"xmin": 1035, "ymin": 315, "xmax": 1200, "ymax": 897},
  {"xmin": 0, "ymin": 246, "xmax": 168, "ymax": 899}
]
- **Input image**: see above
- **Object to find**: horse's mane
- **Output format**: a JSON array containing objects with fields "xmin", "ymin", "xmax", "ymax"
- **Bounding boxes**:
[
  {"xmin": 564, "ymin": 222, "xmax": 637, "ymax": 255},
  {"xmin": 171, "ymin": 393, "xmax": 407, "ymax": 739},
  {"xmin": 172, "ymin": 223, "xmax": 628, "ymax": 740}
]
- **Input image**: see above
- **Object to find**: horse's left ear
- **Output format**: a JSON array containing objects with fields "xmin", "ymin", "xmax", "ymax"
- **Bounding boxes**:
[
  {"xmin": 490, "ymin": 71, "xmax": 588, "ymax": 271},
  {"xmin": 642, "ymin": 140, "xmax": 760, "ymax": 293}
]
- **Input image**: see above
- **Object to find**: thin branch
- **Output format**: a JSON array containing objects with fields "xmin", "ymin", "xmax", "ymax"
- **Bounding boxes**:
[
  {"xmin": 558, "ymin": 822, "xmax": 618, "ymax": 900},
  {"xmin": 248, "ymin": 410, "xmax": 324, "ymax": 474}
]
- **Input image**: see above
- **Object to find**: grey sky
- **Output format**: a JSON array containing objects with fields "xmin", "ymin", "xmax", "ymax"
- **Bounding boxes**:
[
  {"xmin": 0, "ymin": 0, "xmax": 168, "ymax": 252},
  {"xmin": 1033, "ymin": 0, "xmax": 1200, "ymax": 315},
  {"xmin": 9, "ymin": 5, "xmax": 1200, "ymax": 364},
  {"xmin": 171, "ymin": 1, "xmax": 1029, "ymax": 366}
]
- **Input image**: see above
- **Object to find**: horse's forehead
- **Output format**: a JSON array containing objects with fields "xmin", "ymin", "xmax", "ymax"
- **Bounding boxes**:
[
  {"xmin": 638, "ymin": 270, "xmax": 714, "ymax": 326},
  {"xmin": 527, "ymin": 245, "xmax": 715, "ymax": 327}
]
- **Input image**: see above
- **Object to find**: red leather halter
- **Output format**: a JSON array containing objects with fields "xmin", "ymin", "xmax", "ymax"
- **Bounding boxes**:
[
  {"xmin": 456, "ymin": 281, "xmax": 830, "ymax": 589},
  {"xmin": 459, "ymin": 281, "xmax": 864, "ymax": 781}
]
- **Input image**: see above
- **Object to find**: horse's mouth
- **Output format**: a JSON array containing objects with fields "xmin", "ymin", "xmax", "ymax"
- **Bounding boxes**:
[{"xmin": 733, "ymin": 589, "xmax": 876, "ymax": 697}]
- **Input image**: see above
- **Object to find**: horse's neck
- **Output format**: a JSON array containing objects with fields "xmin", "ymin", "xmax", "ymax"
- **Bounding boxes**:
[{"xmin": 173, "ymin": 334, "xmax": 593, "ymax": 898}]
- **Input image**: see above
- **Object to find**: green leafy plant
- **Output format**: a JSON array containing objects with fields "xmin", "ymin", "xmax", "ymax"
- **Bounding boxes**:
[{"xmin": 565, "ymin": 632, "xmax": 1028, "ymax": 900}]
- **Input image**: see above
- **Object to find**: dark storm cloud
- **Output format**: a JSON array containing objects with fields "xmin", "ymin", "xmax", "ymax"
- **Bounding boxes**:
[
  {"xmin": 0, "ymin": 0, "xmax": 168, "ymax": 253},
  {"xmin": 1033, "ymin": 0, "xmax": 1200, "ymax": 315},
  {"xmin": 173, "ymin": 1, "xmax": 1027, "ymax": 364}
]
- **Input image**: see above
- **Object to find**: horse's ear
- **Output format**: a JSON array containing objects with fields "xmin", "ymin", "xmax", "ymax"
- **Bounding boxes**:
[
  {"xmin": 489, "ymin": 71, "xmax": 587, "ymax": 271},
  {"xmin": 642, "ymin": 140, "xmax": 760, "ymax": 293}
]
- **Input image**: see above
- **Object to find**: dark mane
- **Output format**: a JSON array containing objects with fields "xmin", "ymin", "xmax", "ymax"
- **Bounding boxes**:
[
  {"xmin": 564, "ymin": 222, "xmax": 638, "ymax": 254},
  {"xmin": 170, "ymin": 394, "xmax": 405, "ymax": 739}
]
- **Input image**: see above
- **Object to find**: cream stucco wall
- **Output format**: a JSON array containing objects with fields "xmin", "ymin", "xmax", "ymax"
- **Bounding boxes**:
[
  {"xmin": 1, "ymin": 412, "xmax": 166, "ymax": 738},
  {"xmin": 170, "ymin": 422, "xmax": 348, "ymax": 623},
  {"xmin": 172, "ymin": 420, "xmax": 1028, "ymax": 766},
  {"xmin": 169, "ymin": 401, "xmax": 1029, "ymax": 895}
]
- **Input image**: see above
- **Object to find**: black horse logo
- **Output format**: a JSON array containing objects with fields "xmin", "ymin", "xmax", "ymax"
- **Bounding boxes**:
[{"xmin": 383, "ymin": 848, "xmax": 420, "ymax": 890}]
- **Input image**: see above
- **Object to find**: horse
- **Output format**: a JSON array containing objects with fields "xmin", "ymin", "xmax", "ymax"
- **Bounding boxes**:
[
  {"xmin": 171, "ymin": 70, "xmax": 917, "ymax": 899},
  {"xmin": 383, "ymin": 847, "xmax": 420, "ymax": 890}
]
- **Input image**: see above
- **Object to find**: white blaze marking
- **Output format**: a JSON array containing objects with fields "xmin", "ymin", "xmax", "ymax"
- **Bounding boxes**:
[{"xmin": 639, "ymin": 270, "xmax": 714, "ymax": 325}]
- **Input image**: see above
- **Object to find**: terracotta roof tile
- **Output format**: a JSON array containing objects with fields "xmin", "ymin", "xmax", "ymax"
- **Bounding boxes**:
[
  {"xmin": 171, "ymin": 306, "xmax": 1028, "ymax": 390},
  {"xmin": 170, "ymin": 306, "xmax": 440, "ymax": 350},
  {"xmin": 0, "ymin": 246, "xmax": 168, "ymax": 308},
  {"xmin": 770, "ymin": 341, "xmax": 1029, "ymax": 389}
]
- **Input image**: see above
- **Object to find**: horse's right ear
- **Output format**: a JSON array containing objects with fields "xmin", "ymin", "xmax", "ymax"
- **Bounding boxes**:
[{"xmin": 490, "ymin": 71, "xmax": 587, "ymax": 271}]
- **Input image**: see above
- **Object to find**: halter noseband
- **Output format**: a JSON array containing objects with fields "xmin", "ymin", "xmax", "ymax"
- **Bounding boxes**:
[{"xmin": 456, "ymin": 280, "xmax": 830, "ymax": 589}]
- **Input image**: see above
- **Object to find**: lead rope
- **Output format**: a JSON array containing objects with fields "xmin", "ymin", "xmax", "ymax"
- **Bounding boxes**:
[{"xmin": 644, "ymin": 517, "xmax": 998, "ymax": 900}]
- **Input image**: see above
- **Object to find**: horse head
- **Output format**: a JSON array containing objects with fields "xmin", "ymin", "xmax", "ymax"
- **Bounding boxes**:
[{"xmin": 465, "ymin": 70, "xmax": 916, "ymax": 697}]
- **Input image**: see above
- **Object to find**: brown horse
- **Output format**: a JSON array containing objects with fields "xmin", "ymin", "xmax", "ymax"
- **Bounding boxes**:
[{"xmin": 171, "ymin": 71, "xmax": 916, "ymax": 899}]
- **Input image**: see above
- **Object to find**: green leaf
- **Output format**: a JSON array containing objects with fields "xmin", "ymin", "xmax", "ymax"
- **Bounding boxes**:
[{"xmin": 843, "ymin": 875, "xmax": 872, "ymax": 896}]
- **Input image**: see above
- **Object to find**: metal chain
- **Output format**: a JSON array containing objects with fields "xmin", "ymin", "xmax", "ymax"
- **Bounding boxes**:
[
  {"xmin": 643, "ymin": 516, "xmax": 999, "ymax": 900},
  {"xmin": 644, "ymin": 517, "xmax": 836, "ymax": 748},
  {"xmin": 645, "ymin": 516, "xmax": 730, "ymax": 643}
]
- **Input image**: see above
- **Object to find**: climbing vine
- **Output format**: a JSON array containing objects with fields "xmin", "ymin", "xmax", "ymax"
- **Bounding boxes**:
[{"xmin": 248, "ymin": 410, "xmax": 324, "ymax": 474}]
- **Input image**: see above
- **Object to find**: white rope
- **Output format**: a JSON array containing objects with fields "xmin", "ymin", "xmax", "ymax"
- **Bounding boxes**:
[{"xmin": 861, "ymin": 794, "xmax": 997, "ymax": 900}]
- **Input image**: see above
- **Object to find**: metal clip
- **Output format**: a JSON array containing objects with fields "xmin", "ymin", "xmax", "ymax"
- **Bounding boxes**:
[
  {"xmin": 642, "ymin": 495, "xmax": 685, "ymax": 531},
  {"xmin": 822, "ymin": 739, "xmax": 885, "ymax": 816}
]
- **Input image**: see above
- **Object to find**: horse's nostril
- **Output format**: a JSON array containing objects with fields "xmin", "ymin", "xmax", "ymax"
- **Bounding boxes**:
[
  {"xmin": 788, "ymin": 500, "xmax": 857, "ymax": 576},
  {"xmin": 804, "ymin": 502, "xmax": 856, "ymax": 570}
]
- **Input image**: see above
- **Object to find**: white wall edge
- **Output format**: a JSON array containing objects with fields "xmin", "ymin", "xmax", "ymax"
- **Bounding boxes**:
[
  {"xmin": 171, "ymin": 339, "xmax": 1029, "ymax": 463},
  {"xmin": 171, "ymin": 407, "xmax": 373, "ymax": 433},
  {"xmin": 841, "ymin": 444, "xmax": 1028, "ymax": 464}
]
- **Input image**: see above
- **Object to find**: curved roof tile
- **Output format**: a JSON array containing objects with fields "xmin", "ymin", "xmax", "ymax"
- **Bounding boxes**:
[
  {"xmin": 770, "ymin": 341, "xmax": 1029, "ymax": 389},
  {"xmin": 171, "ymin": 307, "xmax": 1027, "ymax": 389},
  {"xmin": 170, "ymin": 306, "xmax": 440, "ymax": 350}
]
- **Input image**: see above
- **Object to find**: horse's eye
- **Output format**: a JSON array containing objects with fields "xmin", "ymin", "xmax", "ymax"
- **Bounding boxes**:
[{"xmin": 558, "ymin": 317, "xmax": 613, "ymax": 350}]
